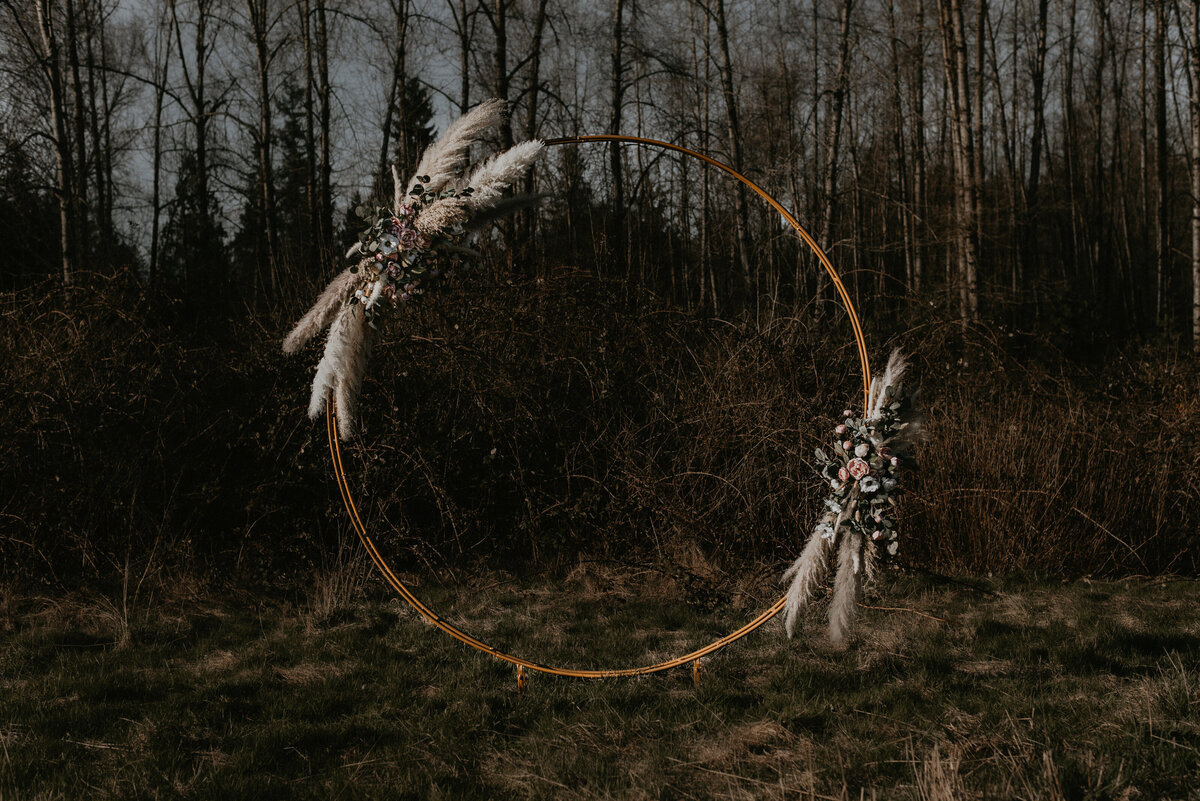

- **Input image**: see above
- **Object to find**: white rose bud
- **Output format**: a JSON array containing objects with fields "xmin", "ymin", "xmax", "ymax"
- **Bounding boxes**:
[{"xmin": 854, "ymin": 443, "xmax": 869, "ymax": 458}]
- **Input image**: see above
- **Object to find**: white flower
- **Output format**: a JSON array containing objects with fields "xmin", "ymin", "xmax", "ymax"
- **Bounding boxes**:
[
  {"xmin": 871, "ymin": 530, "xmax": 882, "ymax": 541},
  {"xmin": 824, "ymin": 499, "xmax": 842, "ymax": 514},
  {"xmin": 854, "ymin": 443, "xmax": 869, "ymax": 458},
  {"xmin": 816, "ymin": 521, "xmax": 835, "ymax": 540},
  {"xmin": 882, "ymin": 477, "xmax": 897, "ymax": 491},
  {"xmin": 860, "ymin": 476, "xmax": 880, "ymax": 493},
  {"xmin": 890, "ymin": 456, "xmax": 900, "ymax": 467},
  {"xmin": 830, "ymin": 479, "xmax": 841, "ymax": 490}
]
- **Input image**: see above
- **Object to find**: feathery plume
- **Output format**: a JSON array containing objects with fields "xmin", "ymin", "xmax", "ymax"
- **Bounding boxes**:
[
  {"xmin": 283, "ymin": 268, "xmax": 358, "ymax": 354},
  {"xmin": 308, "ymin": 304, "xmax": 357, "ymax": 419},
  {"xmin": 414, "ymin": 197, "xmax": 470, "ymax": 237},
  {"xmin": 407, "ymin": 98, "xmax": 507, "ymax": 196},
  {"xmin": 462, "ymin": 141, "xmax": 545, "ymax": 208},
  {"xmin": 867, "ymin": 348, "xmax": 907, "ymax": 421},
  {"xmin": 331, "ymin": 306, "xmax": 371, "ymax": 440},
  {"xmin": 828, "ymin": 532, "xmax": 861, "ymax": 646},
  {"xmin": 782, "ymin": 528, "xmax": 834, "ymax": 638}
]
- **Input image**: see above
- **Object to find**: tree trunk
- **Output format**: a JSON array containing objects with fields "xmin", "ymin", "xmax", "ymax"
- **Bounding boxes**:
[
  {"xmin": 609, "ymin": 0, "xmax": 626, "ymax": 281},
  {"xmin": 65, "ymin": 0, "xmax": 89, "ymax": 264},
  {"xmin": 818, "ymin": 0, "xmax": 854, "ymax": 310},
  {"xmin": 150, "ymin": 5, "xmax": 170, "ymax": 286},
  {"xmin": 938, "ymin": 0, "xmax": 980, "ymax": 321},
  {"xmin": 81, "ymin": 0, "xmax": 109, "ymax": 262},
  {"xmin": 300, "ymin": 0, "xmax": 318, "ymax": 275},
  {"xmin": 713, "ymin": 0, "xmax": 753, "ymax": 315},
  {"xmin": 315, "ymin": 0, "xmax": 333, "ymax": 263},
  {"xmin": 911, "ymin": 0, "xmax": 926, "ymax": 294},
  {"xmin": 1190, "ymin": 0, "xmax": 1200, "ymax": 351},
  {"xmin": 376, "ymin": 0, "xmax": 409, "ymax": 200},
  {"xmin": 1153, "ymin": 0, "xmax": 1168, "ymax": 328},
  {"xmin": 452, "ymin": 0, "xmax": 472, "ymax": 113},
  {"xmin": 33, "ymin": 0, "xmax": 75, "ymax": 301},
  {"xmin": 887, "ymin": 0, "xmax": 912, "ymax": 293},
  {"xmin": 247, "ymin": 0, "xmax": 279, "ymax": 294},
  {"xmin": 1023, "ymin": 0, "xmax": 1050, "ymax": 290}
]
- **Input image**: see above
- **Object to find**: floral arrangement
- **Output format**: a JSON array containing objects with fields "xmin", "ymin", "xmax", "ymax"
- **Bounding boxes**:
[
  {"xmin": 344, "ymin": 180, "xmax": 478, "ymax": 324},
  {"xmin": 782, "ymin": 350, "xmax": 922, "ymax": 645},
  {"xmin": 283, "ymin": 99, "xmax": 545, "ymax": 439}
]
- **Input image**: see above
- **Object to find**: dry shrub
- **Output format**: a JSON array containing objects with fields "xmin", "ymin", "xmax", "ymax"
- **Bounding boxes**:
[
  {"xmin": 901, "ymin": 326, "xmax": 1199, "ymax": 576},
  {"xmin": 1, "ymin": 269, "xmax": 1197, "ymax": 590}
]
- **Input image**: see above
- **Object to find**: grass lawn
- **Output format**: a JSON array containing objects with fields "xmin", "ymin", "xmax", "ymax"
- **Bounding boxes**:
[{"xmin": 1, "ymin": 568, "xmax": 1197, "ymax": 800}]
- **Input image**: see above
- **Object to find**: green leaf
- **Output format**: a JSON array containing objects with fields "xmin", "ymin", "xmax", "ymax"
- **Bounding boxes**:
[{"xmin": 815, "ymin": 447, "xmax": 828, "ymax": 462}]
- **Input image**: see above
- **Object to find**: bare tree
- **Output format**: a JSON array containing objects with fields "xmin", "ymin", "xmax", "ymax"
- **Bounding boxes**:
[
  {"xmin": 1188, "ymin": 0, "xmax": 1200, "ymax": 351},
  {"xmin": 712, "ymin": 0, "xmax": 752, "ymax": 313},
  {"xmin": 246, "ymin": 0, "xmax": 280, "ymax": 291},
  {"xmin": 375, "ymin": 0, "xmax": 410, "ymax": 196},
  {"xmin": 609, "ymin": 0, "xmax": 627, "ymax": 281},
  {"xmin": 938, "ymin": 0, "xmax": 980, "ymax": 321}
]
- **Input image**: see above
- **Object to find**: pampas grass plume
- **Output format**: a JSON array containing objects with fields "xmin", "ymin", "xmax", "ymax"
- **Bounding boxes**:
[
  {"xmin": 283, "ymin": 268, "xmax": 358, "ymax": 354},
  {"xmin": 828, "ymin": 533, "xmax": 861, "ymax": 646},
  {"xmin": 408, "ymin": 98, "xmax": 506, "ymax": 196},
  {"xmin": 463, "ymin": 141, "xmax": 545, "ymax": 207},
  {"xmin": 782, "ymin": 531, "xmax": 834, "ymax": 637}
]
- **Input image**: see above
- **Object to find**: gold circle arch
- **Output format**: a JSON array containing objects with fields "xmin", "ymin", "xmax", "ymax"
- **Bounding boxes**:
[{"xmin": 326, "ymin": 134, "xmax": 873, "ymax": 679}]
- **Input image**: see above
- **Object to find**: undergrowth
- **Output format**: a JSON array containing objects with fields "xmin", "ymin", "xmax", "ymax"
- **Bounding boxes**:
[{"xmin": 0, "ymin": 269, "xmax": 1197, "ymax": 596}]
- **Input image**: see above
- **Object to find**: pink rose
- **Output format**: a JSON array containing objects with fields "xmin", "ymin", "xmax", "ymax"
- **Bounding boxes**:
[
  {"xmin": 835, "ymin": 424, "xmax": 847, "ymax": 434},
  {"xmin": 847, "ymin": 458, "xmax": 870, "ymax": 479},
  {"xmin": 399, "ymin": 228, "xmax": 419, "ymax": 248},
  {"xmin": 871, "ymin": 530, "xmax": 882, "ymax": 541},
  {"xmin": 843, "ymin": 409, "xmax": 853, "ymax": 417},
  {"xmin": 842, "ymin": 441, "xmax": 852, "ymax": 450},
  {"xmin": 838, "ymin": 467, "xmax": 849, "ymax": 482},
  {"xmin": 415, "ymin": 232, "xmax": 432, "ymax": 249}
]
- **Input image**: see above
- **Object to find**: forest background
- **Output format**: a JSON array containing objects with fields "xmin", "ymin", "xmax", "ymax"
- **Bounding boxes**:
[{"xmin": 2, "ymin": 0, "xmax": 1199, "ymax": 596}]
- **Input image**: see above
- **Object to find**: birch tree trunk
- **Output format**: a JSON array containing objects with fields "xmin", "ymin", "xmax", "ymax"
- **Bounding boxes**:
[
  {"xmin": 818, "ymin": 0, "xmax": 854, "ymax": 310},
  {"xmin": 29, "ymin": 0, "xmax": 76, "ymax": 301},
  {"xmin": 938, "ymin": 0, "xmax": 980, "ymax": 321}
]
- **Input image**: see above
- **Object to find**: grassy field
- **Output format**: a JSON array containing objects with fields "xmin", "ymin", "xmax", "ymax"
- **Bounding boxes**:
[{"xmin": 1, "ymin": 567, "xmax": 1197, "ymax": 800}]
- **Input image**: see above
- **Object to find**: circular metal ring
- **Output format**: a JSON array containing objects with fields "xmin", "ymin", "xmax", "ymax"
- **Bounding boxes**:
[{"xmin": 327, "ymin": 134, "xmax": 872, "ymax": 678}]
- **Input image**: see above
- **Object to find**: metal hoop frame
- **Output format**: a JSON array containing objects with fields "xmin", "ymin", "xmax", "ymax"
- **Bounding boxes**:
[{"xmin": 326, "ymin": 134, "xmax": 872, "ymax": 679}]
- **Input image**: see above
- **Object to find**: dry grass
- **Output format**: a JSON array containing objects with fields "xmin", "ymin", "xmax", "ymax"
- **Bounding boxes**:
[{"xmin": 4, "ymin": 572, "xmax": 1197, "ymax": 799}]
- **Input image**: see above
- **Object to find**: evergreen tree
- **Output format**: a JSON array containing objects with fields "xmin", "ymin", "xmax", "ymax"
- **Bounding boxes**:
[
  {"xmin": 0, "ymin": 140, "xmax": 58, "ymax": 289},
  {"xmin": 159, "ymin": 151, "xmax": 228, "ymax": 298}
]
